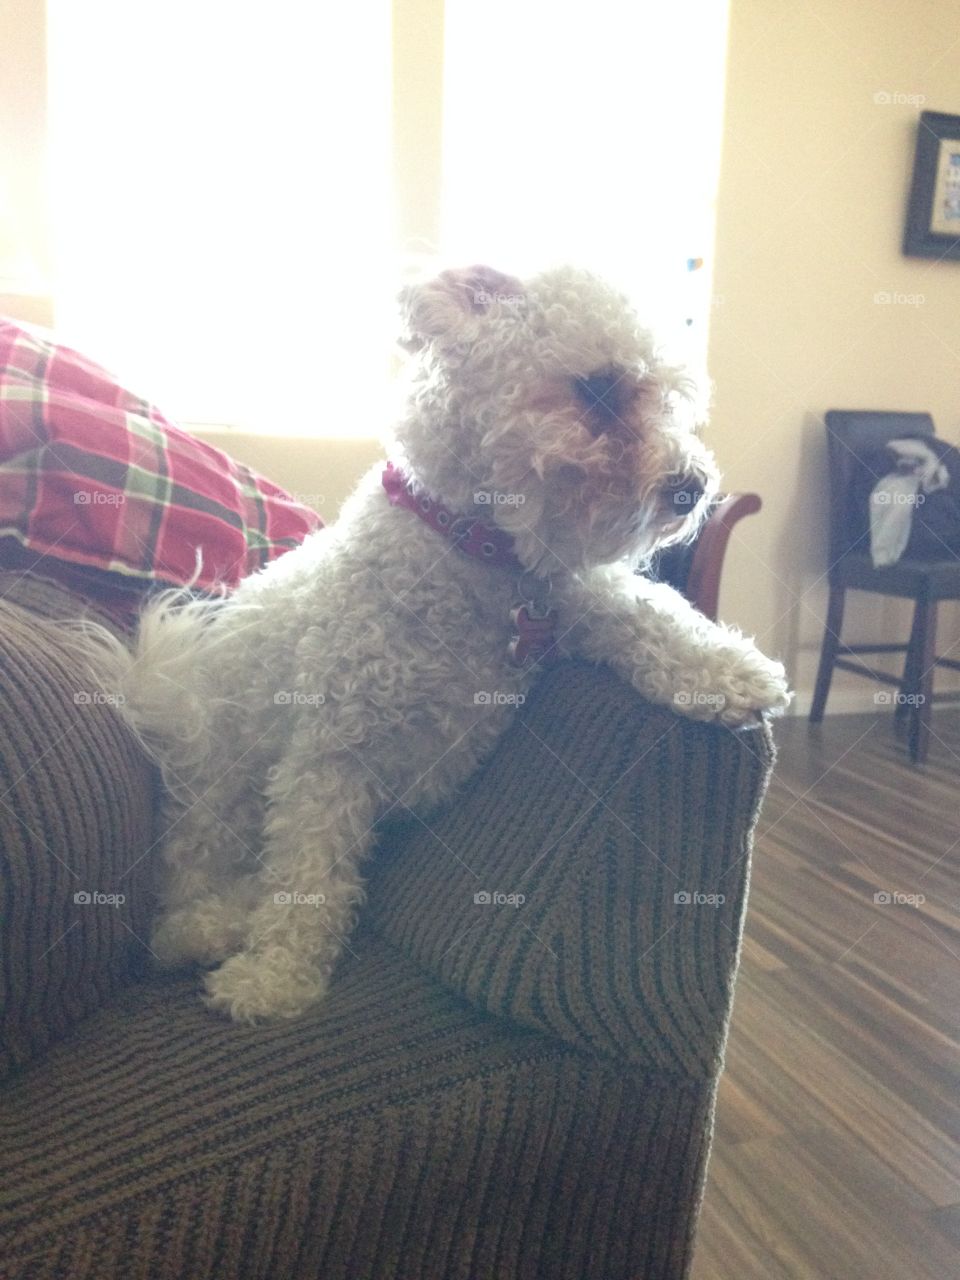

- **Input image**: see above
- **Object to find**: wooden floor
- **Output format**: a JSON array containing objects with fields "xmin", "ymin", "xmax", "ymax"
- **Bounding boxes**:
[{"xmin": 691, "ymin": 709, "xmax": 960, "ymax": 1280}]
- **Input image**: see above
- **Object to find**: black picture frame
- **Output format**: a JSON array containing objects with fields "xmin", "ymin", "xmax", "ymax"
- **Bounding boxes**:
[{"xmin": 903, "ymin": 110, "xmax": 960, "ymax": 260}]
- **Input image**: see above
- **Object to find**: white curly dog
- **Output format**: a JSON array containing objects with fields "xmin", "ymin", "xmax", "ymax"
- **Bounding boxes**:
[{"xmin": 89, "ymin": 264, "xmax": 790, "ymax": 1023}]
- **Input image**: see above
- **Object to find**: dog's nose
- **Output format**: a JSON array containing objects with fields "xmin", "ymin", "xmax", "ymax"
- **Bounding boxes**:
[{"xmin": 664, "ymin": 473, "xmax": 705, "ymax": 514}]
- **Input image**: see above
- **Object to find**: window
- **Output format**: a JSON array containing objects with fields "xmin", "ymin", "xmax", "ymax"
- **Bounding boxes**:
[
  {"xmin": 47, "ymin": 0, "xmax": 392, "ymax": 434},
  {"xmin": 441, "ymin": 0, "xmax": 730, "ymax": 363},
  {"xmin": 43, "ymin": 1, "xmax": 727, "ymax": 435}
]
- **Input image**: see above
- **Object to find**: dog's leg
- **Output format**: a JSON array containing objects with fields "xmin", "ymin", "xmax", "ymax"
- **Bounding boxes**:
[
  {"xmin": 202, "ymin": 749, "xmax": 379, "ymax": 1022},
  {"xmin": 150, "ymin": 778, "xmax": 265, "ymax": 967},
  {"xmin": 563, "ymin": 566, "xmax": 791, "ymax": 725}
]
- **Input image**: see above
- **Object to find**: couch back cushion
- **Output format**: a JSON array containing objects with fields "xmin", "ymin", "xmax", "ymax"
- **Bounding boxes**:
[{"xmin": 0, "ymin": 583, "xmax": 157, "ymax": 1075}]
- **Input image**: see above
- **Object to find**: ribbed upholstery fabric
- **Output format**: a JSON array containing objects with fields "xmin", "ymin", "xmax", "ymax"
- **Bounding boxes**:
[
  {"xmin": 0, "ymin": 583, "xmax": 775, "ymax": 1279},
  {"xmin": 0, "ymin": 587, "xmax": 156, "ymax": 1076},
  {"xmin": 368, "ymin": 661, "xmax": 773, "ymax": 1078},
  {"xmin": 0, "ymin": 940, "xmax": 715, "ymax": 1280}
]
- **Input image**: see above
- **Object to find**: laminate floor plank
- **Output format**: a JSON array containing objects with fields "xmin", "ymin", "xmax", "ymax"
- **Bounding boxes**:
[
  {"xmin": 692, "ymin": 710, "xmax": 960, "ymax": 1280},
  {"xmin": 695, "ymin": 1127, "xmax": 959, "ymax": 1280}
]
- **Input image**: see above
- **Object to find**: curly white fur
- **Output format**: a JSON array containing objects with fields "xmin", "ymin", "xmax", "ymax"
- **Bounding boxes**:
[{"xmin": 84, "ymin": 264, "xmax": 791, "ymax": 1023}]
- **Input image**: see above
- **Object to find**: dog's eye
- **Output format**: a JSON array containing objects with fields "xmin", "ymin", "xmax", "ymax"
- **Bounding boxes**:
[{"xmin": 574, "ymin": 370, "xmax": 625, "ymax": 433}]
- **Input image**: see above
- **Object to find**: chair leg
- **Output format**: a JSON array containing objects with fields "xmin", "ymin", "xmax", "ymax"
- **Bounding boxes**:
[
  {"xmin": 907, "ymin": 599, "xmax": 937, "ymax": 764},
  {"xmin": 810, "ymin": 585, "xmax": 845, "ymax": 723},
  {"xmin": 896, "ymin": 601, "xmax": 924, "ymax": 734}
]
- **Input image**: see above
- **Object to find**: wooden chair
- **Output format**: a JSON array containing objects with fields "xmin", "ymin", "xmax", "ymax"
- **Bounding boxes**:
[
  {"xmin": 809, "ymin": 410, "xmax": 960, "ymax": 763},
  {"xmin": 649, "ymin": 492, "xmax": 762, "ymax": 622}
]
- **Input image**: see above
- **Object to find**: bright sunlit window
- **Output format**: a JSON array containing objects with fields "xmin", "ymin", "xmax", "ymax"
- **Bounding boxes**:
[
  {"xmin": 441, "ymin": 0, "xmax": 730, "ymax": 364},
  {"xmin": 46, "ymin": 1, "xmax": 726, "ymax": 435},
  {"xmin": 47, "ymin": 0, "xmax": 392, "ymax": 434}
]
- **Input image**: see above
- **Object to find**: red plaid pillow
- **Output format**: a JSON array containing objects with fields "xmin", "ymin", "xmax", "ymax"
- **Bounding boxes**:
[{"xmin": 0, "ymin": 319, "xmax": 322, "ymax": 610}]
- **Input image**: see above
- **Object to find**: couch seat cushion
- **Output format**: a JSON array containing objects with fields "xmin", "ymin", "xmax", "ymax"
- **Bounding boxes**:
[{"xmin": 0, "ymin": 931, "xmax": 709, "ymax": 1280}]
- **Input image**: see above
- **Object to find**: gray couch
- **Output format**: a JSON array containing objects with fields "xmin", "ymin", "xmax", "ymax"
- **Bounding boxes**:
[{"xmin": 0, "ymin": 576, "xmax": 773, "ymax": 1279}]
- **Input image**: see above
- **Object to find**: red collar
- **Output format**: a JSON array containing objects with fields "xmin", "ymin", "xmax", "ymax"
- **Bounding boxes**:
[
  {"xmin": 382, "ymin": 462, "xmax": 522, "ymax": 571},
  {"xmin": 381, "ymin": 462, "xmax": 558, "ymax": 667}
]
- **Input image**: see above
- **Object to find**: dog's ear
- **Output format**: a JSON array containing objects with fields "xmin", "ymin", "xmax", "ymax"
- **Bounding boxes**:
[{"xmin": 398, "ymin": 265, "xmax": 525, "ymax": 350}]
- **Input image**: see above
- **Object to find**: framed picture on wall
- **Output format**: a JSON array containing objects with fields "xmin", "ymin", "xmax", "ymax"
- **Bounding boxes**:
[{"xmin": 903, "ymin": 110, "xmax": 960, "ymax": 259}]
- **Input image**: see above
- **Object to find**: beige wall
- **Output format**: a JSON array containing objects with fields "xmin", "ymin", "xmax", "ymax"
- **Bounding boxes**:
[
  {"xmin": 193, "ymin": 431, "xmax": 383, "ymax": 524},
  {"xmin": 0, "ymin": 0, "xmax": 52, "ymax": 325},
  {"xmin": 708, "ymin": 0, "xmax": 960, "ymax": 710},
  {"xmin": 392, "ymin": 0, "xmax": 444, "ymax": 257}
]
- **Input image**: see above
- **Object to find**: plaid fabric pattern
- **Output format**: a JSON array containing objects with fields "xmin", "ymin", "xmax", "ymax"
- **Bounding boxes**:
[{"xmin": 0, "ymin": 318, "xmax": 322, "ymax": 602}]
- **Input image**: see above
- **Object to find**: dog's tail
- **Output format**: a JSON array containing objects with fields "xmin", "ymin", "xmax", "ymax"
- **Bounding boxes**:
[{"xmin": 66, "ymin": 589, "xmax": 248, "ymax": 782}]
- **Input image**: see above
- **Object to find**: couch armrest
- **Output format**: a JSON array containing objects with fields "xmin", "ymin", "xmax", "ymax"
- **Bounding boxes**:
[
  {"xmin": 0, "ymin": 586, "xmax": 157, "ymax": 1075},
  {"xmin": 365, "ymin": 660, "xmax": 774, "ymax": 1077}
]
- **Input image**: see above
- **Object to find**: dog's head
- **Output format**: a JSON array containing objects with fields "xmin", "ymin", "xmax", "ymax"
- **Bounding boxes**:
[{"xmin": 395, "ymin": 264, "xmax": 718, "ymax": 576}]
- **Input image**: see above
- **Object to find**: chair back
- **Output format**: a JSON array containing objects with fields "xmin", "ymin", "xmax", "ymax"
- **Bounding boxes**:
[
  {"xmin": 824, "ymin": 410, "xmax": 935, "ymax": 566},
  {"xmin": 646, "ymin": 493, "xmax": 761, "ymax": 622}
]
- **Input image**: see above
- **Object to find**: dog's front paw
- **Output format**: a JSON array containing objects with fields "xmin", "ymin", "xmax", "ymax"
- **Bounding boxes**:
[
  {"xmin": 715, "ymin": 654, "xmax": 792, "ymax": 728},
  {"xmin": 202, "ymin": 947, "xmax": 329, "ymax": 1023},
  {"xmin": 671, "ymin": 653, "xmax": 791, "ymax": 728}
]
